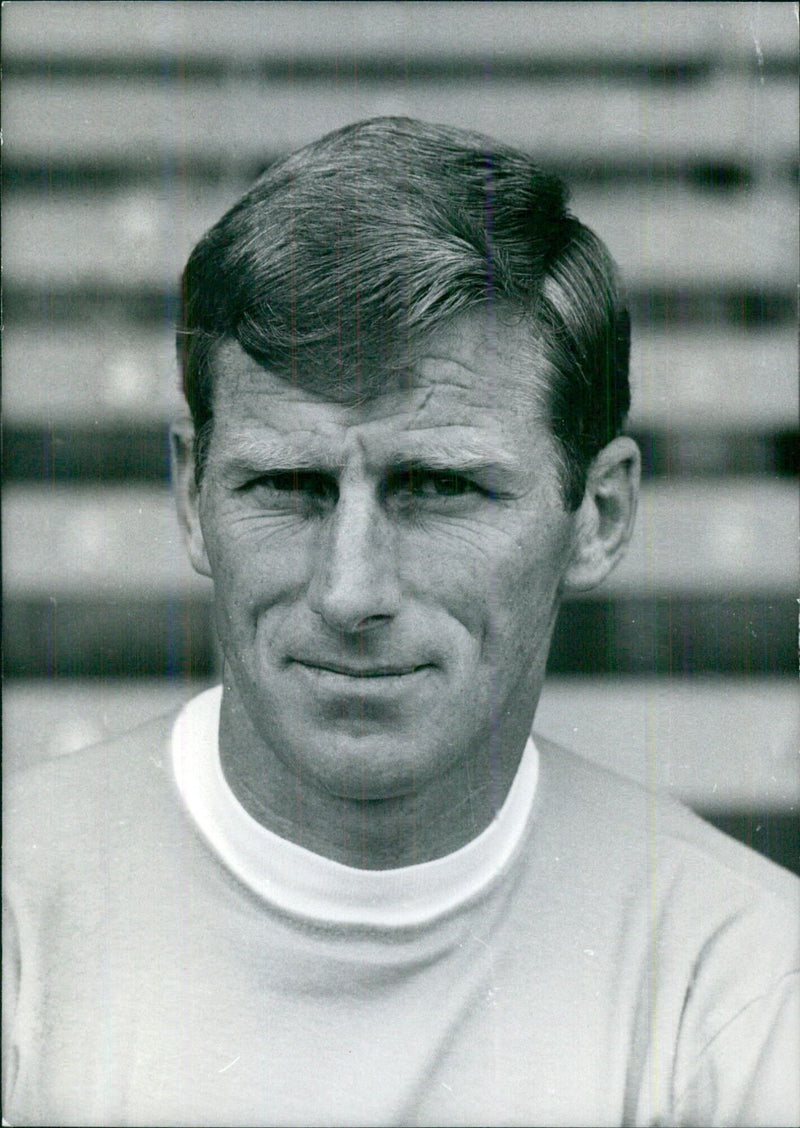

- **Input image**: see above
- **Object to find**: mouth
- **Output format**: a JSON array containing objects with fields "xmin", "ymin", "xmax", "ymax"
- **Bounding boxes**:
[{"xmin": 291, "ymin": 659, "xmax": 432, "ymax": 679}]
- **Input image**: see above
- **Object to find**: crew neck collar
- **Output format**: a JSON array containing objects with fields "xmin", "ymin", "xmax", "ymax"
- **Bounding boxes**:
[{"xmin": 172, "ymin": 686, "xmax": 539, "ymax": 928}]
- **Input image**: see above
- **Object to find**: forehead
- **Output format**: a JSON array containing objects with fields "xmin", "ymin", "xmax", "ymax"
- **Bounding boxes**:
[{"xmin": 207, "ymin": 311, "xmax": 552, "ymax": 462}]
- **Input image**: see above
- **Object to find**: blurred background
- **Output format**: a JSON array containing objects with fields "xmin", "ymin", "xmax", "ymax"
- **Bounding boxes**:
[{"xmin": 2, "ymin": 1, "xmax": 798, "ymax": 870}]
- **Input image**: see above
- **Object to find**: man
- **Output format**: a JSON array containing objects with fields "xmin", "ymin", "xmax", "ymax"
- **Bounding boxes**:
[{"xmin": 3, "ymin": 118, "xmax": 798, "ymax": 1126}]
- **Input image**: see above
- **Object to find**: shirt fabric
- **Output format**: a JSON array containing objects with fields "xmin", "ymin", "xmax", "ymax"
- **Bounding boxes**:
[{"xmin": 3, "ymin": 687, "xmax": 799, "ymax": 1127}]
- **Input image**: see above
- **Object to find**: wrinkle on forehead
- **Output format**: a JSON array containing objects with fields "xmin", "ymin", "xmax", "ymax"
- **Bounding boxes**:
[{"xmin": 212, "ymin": 305, "xmax": 549, "ymax": 414}]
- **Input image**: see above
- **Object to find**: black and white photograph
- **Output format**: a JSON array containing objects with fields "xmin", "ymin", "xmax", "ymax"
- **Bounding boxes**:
[{"xmin": 2, "ymin": 2, "xmax": 798, "ymax": 1124}]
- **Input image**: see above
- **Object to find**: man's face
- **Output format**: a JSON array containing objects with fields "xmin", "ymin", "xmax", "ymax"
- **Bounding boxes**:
[{"xmin": 192, "ymin": 309, "xmax": 579, "ymax": 801}]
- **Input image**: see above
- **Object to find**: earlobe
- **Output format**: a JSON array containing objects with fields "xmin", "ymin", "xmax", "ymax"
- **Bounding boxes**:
[
  {"xmin": 170, "ymin": 419, "xmax": 212, "ymax": 578},
  {"xmin": 563, "ymin": 437, "xmax": 640, "ymax": 593}
]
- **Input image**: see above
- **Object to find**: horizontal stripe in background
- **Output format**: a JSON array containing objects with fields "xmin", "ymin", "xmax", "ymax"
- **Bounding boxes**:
[
  {"xmin": 3, "ymin": 2, "xmax": 796, "ymax": 67},
  {"xmin": 4, "ymin": 425, "xmax": 797, "ymax": 483},
  {"xmin": 5, "ymin": 186, "xmax": 796, "ymax": 290},
  {"xmin": 3, "ymin": 595, "xmax": 793, "ymax": 679},
  {"xmin": 4, "ymin": 327, "xmax": 796, "ymax": 427},
  {"xmin": 4, "ymin": 482, "xmax": 796, "ymax": 597}
]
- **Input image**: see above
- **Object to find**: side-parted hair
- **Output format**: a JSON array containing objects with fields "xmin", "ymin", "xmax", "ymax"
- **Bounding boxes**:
[{"xmin": 178, "ymin": 117, "xmax": 630, "ymax": 509}]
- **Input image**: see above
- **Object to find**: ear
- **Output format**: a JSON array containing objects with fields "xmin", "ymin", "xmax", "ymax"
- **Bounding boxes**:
[
  {"xmin": 563, "ymin": 436, "xmax": 640, "ymax": 593},
  {"xmin": 170, "ymin": 418, "xmax": 212, "ymax": 578}
]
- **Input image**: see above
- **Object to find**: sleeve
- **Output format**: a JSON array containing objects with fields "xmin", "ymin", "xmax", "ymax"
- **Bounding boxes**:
[
  {"xmin": 675, "ymin": 970, "xmax": 800, "ymax": 1128},
  {"xmin": 1, "ymin": 895, "xmax": 22, "ymax": 1119}
]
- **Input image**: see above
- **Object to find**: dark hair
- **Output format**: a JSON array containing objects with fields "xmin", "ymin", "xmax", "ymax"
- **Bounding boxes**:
[{"xmin": 178, "ymin": 117, "xmax": 630, "ymax": 509}]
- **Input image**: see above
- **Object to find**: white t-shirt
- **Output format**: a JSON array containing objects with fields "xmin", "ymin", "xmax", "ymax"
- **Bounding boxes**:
[{"xmin": 4, "ymin": 689, "xmax": 799, "ymax": 1126}]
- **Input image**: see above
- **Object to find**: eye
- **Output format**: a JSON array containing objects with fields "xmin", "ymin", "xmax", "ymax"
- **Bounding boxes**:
[
  {"xmin": 386, "ymin": 467, "xmax": 484, "ymax": 503},
  {"xmin": 243, "ymin": 470, "xmax": 337, "ymax": 510},
  {"xmin": 423, "ymin": 470, "xmax": 477, "ymax": 497}
]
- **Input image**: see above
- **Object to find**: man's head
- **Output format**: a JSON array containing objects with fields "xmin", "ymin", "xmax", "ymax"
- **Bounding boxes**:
[
  {"xmin": 173, "ymin": 118, "xmax": 639, "ymax": 847},
  {"xmin": 178, "ymin": 117, "xmax": 630, "ymax": 510}
]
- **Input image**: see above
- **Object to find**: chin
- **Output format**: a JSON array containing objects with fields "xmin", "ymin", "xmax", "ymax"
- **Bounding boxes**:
[{"xmin": 293, "ymin": 730, "xmax": 445, "ymax": 803}]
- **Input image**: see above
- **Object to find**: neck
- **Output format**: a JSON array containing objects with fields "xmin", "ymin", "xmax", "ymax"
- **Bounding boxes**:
[{"xmin": 217, "ymin": 681, "xmax": 532, "ymax": 869}]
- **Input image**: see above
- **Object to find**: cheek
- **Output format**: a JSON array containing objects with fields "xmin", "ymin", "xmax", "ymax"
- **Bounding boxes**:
[
  {"xmin": 402, "ymin": 516, "xmax": 568, "ymax": 645},
  {"xmin": 483, "ymin": 519, "xmax": 573, "ymax": 633},
  {"xmin": 200, "ymin": 498, "xmax": 312, "ymax": 601},
  {"xmin": 400, "ymin": 522, "xmax": 500, "ymax": 611}
]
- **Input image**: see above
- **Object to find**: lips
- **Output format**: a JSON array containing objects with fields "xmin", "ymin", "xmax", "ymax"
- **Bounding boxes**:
[
  {"xmin": 292, "ymin": 659, "xmax": 430, "ymax": 678},
  {"xmin": 288, "ymin": 654, "xmax": 433, "ymax": 676}
]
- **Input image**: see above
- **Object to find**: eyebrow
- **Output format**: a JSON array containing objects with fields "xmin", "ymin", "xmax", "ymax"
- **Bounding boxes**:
[
  {"xmin": 384, "ymin": 447, "xmax": 519, "ymax": 475},
  {"xmin": 219, "ymin": 437, "xmax": 341, "ymax": 475}
]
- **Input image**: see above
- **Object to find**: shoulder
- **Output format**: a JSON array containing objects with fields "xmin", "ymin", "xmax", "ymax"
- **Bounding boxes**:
[
  {"xmin": 4, "ymin": 710, "xmax": 182, "ymax": 892},
  {"xmin": 532, "ymin": 734, "xmax": 799, "ymax": 1113},
  {"xmin": 532, "ymin": 732, "xmax": 800, "ymax": 913},
  {"xmin": 5, "ymin": 708, "xmax": 177, "ymax": 811}
]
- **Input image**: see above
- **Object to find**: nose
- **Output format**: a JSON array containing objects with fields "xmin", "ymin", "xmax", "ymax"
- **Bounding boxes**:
[{"xmin": 306, "ymin": 480, "xmax": 401, "ymax": 633}]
